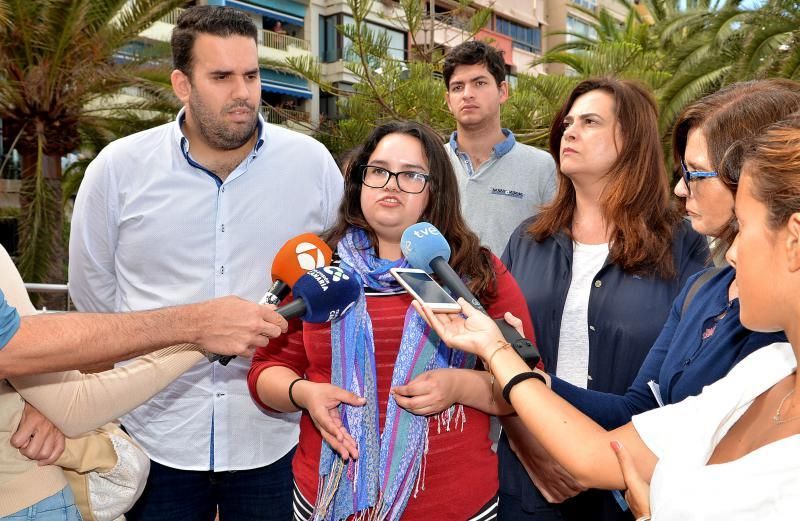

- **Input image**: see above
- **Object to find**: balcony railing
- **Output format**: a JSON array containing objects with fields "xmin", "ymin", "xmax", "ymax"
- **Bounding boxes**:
[
  {"xmin": 159, "ymin": 9, "xmax": 309, "ymax": 52},
  {"xmin": 260, "ymin": 29, "xmax": 310, "ymax": 52},
  {"xmin": 432, "ymin": 12, "xmax": 471, "ymax": 31},
  {"xmin": 260, "ymin": 104, "xmax": 311, "ymax": 124}
]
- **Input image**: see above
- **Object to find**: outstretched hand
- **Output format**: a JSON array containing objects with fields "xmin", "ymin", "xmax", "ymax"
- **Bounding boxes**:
[
  {"xmin": 412, "ymin": 298, "xmax": 504, "ymax": 360},
  {"xmin": 294, "ymin": 381, "xmax": 365, "ymax": 461}
]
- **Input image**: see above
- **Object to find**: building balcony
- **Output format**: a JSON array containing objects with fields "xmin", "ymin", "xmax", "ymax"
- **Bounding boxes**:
[
  {"xmin": 146, "ymin": 8, "xmax": 311, "ymax": 60},
  {"xmin": 259, "ymin": 104, "xmax": 313, "ymax": 134},
  {"xmin": 412, "ymin": 13, "xmax": 472, "ymax": 50}
]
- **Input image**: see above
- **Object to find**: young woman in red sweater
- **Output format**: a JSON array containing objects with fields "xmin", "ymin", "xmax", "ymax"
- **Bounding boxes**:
[{"xmin": 248, "ymin": 121, "xmax": 534, "ymax": 521}]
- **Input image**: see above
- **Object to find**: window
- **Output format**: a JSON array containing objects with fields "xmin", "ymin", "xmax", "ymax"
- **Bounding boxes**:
[
  {"xmin": 319, "ymin": 14, "xmax": 406, "ymax": 63},
  {"xmin": 571, "ymin": 0, "xmax": 598, "ymax": 11},
  {"xmin": 496, "ymin": 18, "xmax": 541, "ymax": 54},
  {"xmin": 566, "ymin": 15, "xmax": 597, "ymax": 43}
]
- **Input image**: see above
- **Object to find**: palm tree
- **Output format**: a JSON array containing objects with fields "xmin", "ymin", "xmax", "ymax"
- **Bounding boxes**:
[{"xmin": 0, "ymin": 0, "xmax": 182, "ymax": 284}]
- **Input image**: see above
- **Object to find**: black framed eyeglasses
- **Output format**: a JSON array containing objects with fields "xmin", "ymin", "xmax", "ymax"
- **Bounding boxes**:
[
  {"xmin": 360, "ymin": 165, "xmax": 430, "ymax": 194},
  {"xmin": 680, "ymin": 158, "xmax": 718, "ymax": 192}
]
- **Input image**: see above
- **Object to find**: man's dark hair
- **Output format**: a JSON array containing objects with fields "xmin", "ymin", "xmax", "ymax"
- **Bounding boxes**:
[
  {"xmin": 171, "ymin": 6, "xmax": 258, "ymax": 77},
  {"xmin": 443, "ymin": 40, "xmax": 506, "ymax": 89}
]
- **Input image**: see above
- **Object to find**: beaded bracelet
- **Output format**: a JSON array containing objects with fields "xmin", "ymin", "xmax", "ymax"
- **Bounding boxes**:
[
  {"xmin": 288, "ymin": 377, "xmax": 306, "ymax": 410},
  {"xmin": 501, "ymin": 371, "xmax": 547, "ymax": 404}
]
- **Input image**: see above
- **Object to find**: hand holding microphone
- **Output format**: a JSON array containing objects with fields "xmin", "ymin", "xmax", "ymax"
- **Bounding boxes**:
[
  {"xmin": 401, "ymin": 222, "xmax": 540, "ymax": 368},
  {"xmin": 207, "ymin": 266, "xmax": 361, "ymax": 364},
  {"xmin": 210, "ymin": 233, "xmax": 333, "ymax": 365}
]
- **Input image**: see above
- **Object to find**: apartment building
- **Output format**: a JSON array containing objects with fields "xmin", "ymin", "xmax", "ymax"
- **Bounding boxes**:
[
  {"xmin": 542, "ymin": 0, "xmax": 628, "ymax": 75},
  {"xmin": 141, "ymin": 0, "xmax": 548, "ymax": 126}
]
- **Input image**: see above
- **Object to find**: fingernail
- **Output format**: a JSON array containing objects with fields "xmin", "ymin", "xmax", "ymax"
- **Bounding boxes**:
[{"xmin": 610, "ymin": 440, "xmax": 622, "ymax": 451}]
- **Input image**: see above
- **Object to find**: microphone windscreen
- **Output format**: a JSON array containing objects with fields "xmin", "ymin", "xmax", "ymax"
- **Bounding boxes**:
[
  {"xmin": 271, "ymin": 233, "xmax": 333, "ymax": 287},
  {"xmin": 401, "ymin": 222, "xmax": 452, "ymax": 273},
  {"xmin": 291, "ymin": 267, "xmax": 361, "ymax": 323}
]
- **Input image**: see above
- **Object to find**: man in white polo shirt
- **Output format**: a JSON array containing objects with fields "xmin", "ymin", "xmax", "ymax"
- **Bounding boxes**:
[
  {"xmin": 68, "ymin": 6, "xmax": 342, "ymax": 520},
  {"xmin": 443, "ymin": 40, "xmax": 556, "ymax": 255}
]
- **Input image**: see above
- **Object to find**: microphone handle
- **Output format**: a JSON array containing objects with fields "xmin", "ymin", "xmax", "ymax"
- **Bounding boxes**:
[
  {"xmin": 493, "ymin": 319, "xmax": 541, "ymax": 368},
  {"xmin": 428, "ymin": 257, "xmax": 540, "ymax": 367},
  {"xmin": 207, "ymin": 298, "xmax": 307, "ymax": 365},
  {"xmin": 429, "ymin": 257, "xmax": 487, "ymax": 314},
  {"xmin": 259, "ymin": 280, "xmax": 289, "ymax": 306}
]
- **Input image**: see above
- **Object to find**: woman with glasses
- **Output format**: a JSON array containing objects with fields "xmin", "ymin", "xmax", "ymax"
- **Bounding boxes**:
[
  {"xmin": 248, "ymin": 121, "xmax": 535, "ymax": 521},
  {"xmin": 498, "ymin": 80, "xmax": 800, "ymax": 521}
]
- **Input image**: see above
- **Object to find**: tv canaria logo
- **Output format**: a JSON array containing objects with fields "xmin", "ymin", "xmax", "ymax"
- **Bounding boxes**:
[
  {"xmin": 321, "ymin": 266, "xmax": 349, "ymax": 282},
  {"xmin": 309, "ymin": 266, "xmax": 350, "ymax": 292}
]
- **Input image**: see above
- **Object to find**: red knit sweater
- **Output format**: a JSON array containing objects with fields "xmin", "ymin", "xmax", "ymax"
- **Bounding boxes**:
[{"xmin": 248, "ymin": 257, "xmax": 535, "ymax": 520}]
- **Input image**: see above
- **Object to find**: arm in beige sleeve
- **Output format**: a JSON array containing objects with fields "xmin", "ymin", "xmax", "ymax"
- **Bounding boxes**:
[{"xmin": 8, "ymin": 344, "xmax": 205, "ymax": 437}]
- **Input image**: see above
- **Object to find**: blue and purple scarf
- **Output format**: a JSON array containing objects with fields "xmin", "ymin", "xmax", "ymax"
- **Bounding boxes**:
[{"xmin": 314, "ymin": 227, "xmax": 474, "ymax": 521}]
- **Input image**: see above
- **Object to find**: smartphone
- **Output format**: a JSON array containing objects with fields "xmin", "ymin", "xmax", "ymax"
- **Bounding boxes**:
[{"xmin": 390, "ymin": 268, "xmax": 462, "ymax": 313}]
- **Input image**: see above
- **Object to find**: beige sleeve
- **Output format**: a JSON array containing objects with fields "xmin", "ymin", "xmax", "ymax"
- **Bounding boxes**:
[
  {"xmin": 0, "ymin": 243, "xmax": 37, "ymax": 316},
  {"xmin": 8, "ymin": 345, "xmax": 205, "ymax": 437},
  {"xmin": 0, "ymin": 243, "xmax": 207, "ymax": 437}
]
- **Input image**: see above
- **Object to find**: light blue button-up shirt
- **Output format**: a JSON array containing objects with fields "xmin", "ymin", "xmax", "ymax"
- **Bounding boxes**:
[{"xmin": 69, "ymin": 111, "xmax": 343, "ymax": 471}]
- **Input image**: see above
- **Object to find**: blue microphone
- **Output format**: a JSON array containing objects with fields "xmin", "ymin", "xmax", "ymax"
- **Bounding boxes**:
[
  {"xmin": 279, "ymin": 266, "xmax": 361, "ymax": 323},
  {"xmin": 401, "ymin": 222, "xmax": 540, "ymax": 368},
  {"xmin": 208, "ymin": 266, "xmax": 360, "ymax": 364}
]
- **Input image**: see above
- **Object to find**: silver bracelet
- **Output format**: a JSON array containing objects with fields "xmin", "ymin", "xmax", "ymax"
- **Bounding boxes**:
[{"xmin": 635, "ymin": 516, "xmax": 651, "ymax": 521}]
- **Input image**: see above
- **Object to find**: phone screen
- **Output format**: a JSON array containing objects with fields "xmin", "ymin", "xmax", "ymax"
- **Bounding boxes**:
[{"xmin": 393, "ymin": 271, "xmax": 457, "ymax": 305}]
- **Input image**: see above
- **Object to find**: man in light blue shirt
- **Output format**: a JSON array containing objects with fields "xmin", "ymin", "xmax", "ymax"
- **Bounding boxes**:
[
  {"xmin": 68, "ymin": 6, "xmax": 343, "ymax": 520},
  {"xmin": 443, "ymin": 41, "xmax": 556, "ymax": 255}
]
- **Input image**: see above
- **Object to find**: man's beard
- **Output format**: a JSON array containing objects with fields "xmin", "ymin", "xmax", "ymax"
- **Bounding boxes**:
[{"xmin": 189, "ymin": 91, "xmax": 258, "ymax": 150}]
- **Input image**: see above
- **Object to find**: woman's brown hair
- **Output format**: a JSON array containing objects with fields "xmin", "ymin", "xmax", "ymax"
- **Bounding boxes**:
[
  {"xmin": 741, "ymin": 114, "xmax": 800, "ymax": 230},
  {"xmin": 325, "ymin": 121, "xmax": 498, "ymax": 303},
  {"xmin": 531, "ymin": 77, "xmax": 680, "ymax": 278},
  {"xmin": 672, "ymin": 79, "xmax": 800, "ymax": 250}
]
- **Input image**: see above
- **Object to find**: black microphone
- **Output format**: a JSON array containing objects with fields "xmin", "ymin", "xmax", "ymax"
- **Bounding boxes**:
[
  {"xmin": 208, "ymin": 266, "xmax": 361, "ymax": 365},
  {"xmin": 401, "ymin": 222, "xmax": 540, "ymax": 368}
]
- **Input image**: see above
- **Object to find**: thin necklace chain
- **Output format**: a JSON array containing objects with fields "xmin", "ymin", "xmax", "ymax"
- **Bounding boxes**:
[{"xmin": 773, "ymin": 389, "xmax": 800, "ymax": 425}]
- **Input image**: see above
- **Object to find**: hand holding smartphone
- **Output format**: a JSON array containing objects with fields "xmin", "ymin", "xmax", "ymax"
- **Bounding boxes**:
[{"xmin": 390, "ymin": 268, "xmax": 461, "ymax": 313}]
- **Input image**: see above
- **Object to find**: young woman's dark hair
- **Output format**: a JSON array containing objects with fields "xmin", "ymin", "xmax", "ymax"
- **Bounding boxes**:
[
  {"xmin": 171, "ymin": 6, "xmax": 258, "ymax": 77},
  {"xmin": 531, "ymin": 77, "xmax": 680, "ymax": 278},
  {"xmin": 325, "ymin": 121, "xmax": 498, "ymax": 302},
  {"xmin": 672, "ymin": 79, "xmax": 800, "ymax": 249}
]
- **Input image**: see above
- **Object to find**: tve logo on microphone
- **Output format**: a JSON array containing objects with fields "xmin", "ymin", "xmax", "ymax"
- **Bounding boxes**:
[
  {"xmin": 411, "ymin": 225, "xmax": 440, "ymax": 239},
  {"xmin": 295, "ymin": 242, "xmax": 327, "ymax": 270}
]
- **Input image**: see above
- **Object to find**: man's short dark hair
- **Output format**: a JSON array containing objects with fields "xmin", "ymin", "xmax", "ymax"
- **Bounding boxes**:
[
  {"xmin": 171, "ymin": 6, "xmax": 259, "ymax": 77},
  {"xmin": 443, "ymin": 40, "xmax": 506, "ymax": 89}
]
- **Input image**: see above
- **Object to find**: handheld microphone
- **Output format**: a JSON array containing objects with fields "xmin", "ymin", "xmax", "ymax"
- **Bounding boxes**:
[
  {"xmin": 401, "ymin": 222, "xmax": 540, "ymax": 368},
  {"xmin": 208, "ymin": 266, "xmax": 361, "ymax": 364},
  {"xmin": 260, "ymin": 233, "xmax": 333, "ymax": 305}
]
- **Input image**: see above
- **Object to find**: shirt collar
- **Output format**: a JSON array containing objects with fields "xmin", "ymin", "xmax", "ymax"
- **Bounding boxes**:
[{"xmin": 449, "ymin": 128, "xmax": 516, "ymax": 159}]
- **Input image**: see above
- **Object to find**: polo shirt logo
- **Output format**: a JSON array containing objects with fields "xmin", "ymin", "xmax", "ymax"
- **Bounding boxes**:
[{"xmin": 490, "ymin": 187, "xmax": 525, "ymax": 199}]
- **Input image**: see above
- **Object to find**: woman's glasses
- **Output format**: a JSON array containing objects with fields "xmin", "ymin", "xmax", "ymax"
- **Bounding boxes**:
[
  {"xmin": 360, "ymin": 165, "xmax": 430, "ymax": 194},
  {"xmin": 680, "ymin": 158, "xmax": 718, "ymax": 193}
]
